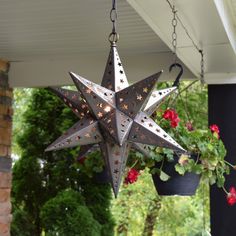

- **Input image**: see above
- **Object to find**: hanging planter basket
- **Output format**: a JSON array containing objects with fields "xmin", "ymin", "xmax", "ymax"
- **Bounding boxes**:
[{"xmin": 152, "ymin": 154, "xmax": 200, "ymax": 196}]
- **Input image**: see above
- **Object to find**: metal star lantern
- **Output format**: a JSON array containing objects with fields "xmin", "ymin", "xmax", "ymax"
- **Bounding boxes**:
[{"xmin": 46, "ymin": 42, "xmax": 185, "ymax": 197}]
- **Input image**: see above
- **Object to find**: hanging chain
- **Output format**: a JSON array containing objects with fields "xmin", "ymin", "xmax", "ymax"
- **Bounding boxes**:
[
  {"xmin": 199, "ymin": 49, "xmax": 205, "ymax": 84},
  {"xmin": 171, "ymin": 6, "xmax": 178, "ymax": 63},
  {"xmin": 109, "ymin": 0, "xmax": 119, "ymax": 43},
  {"xmin": 167, "ymin": 0, "xmax": 206, "ymax": 82}
]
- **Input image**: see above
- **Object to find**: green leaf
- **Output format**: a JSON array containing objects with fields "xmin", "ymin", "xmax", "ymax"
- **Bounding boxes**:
[
  {"xmin": 175, "ymin": 164, "xmax": 186, "ymax": 175},
  {"xmin": 207, "ymin": 143, "xmax": 214, "ymax": 151},
  {"xmin": 162, "ymin": 148, "xmax": 174, "ymax": 161},
  {"xmin": 159, "ymin": 171, "xmax": 170, "ymax": 181},
  {"xmin": 208, "ymin": 174, "xmax": 216, "ymax": 185},
  {"xmin": 150, "ymin": 168, "xmax": 160, "ymax": 175},
  {"xmin": 216, "ymin": 174, "xmax": 225, "ymax": 188},
  {"xmin": 192, "ymin": 164, "xmax": 203, "ymax": 174}
]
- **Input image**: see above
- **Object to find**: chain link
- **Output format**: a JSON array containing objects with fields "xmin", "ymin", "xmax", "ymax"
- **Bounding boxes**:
[
  {"xmin": 166, "ymin": 0, "xmax": 205, "ymax": 82},
  {"xmin": 171, "ymin": 7, "xmax": 178, "ymax": 63},
  {"xmin": 199, "ymin": 50, "xmax": 205, "ymax": 84},
  {"xmin": 109, "ymin": 0, "xmax": 119, "ymax": 43}
]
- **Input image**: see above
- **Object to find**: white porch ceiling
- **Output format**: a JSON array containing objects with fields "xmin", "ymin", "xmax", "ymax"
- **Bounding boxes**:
[
  {"xmin": 1, "ymin": 0, "xmax": 193, "ymax": 87},
  {"xmin": 1, "ymin": 0, "xmax": 168, "ymax": 58},
  {"xmin": 0, "ymin": 0, "xmax": 235, "ymax": 87}
]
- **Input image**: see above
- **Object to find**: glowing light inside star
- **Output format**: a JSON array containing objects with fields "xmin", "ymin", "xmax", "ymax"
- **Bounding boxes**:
[{"xmin": 104, "ymin": 106, "xmax": 112, "ymax": 112}]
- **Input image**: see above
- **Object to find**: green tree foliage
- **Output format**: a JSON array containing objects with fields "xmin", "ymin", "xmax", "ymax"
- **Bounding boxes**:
[
  {"xmin": 80, "ymin": 177, "xmax": 115, "ymax": 236},
  {"xmin": 12, "ymin": 88, "xmax": 32, "ymax": 156},
  {"xmin": 11, "ymin": 88, "xmax": 114, "ymax": 236},
  {"xmin": 41, "ymin": 189, "xmax": 102, "ymax": 236},
  {"xmin": 11, "ymin": 208, "xmax": 36, "ymax": 236},
  {"xmin": 112, "ymin": 170, "xmax": 209, "ymax": 236}
]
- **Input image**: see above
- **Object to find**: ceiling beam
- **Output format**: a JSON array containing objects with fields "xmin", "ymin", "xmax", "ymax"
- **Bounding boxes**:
[
  {"xmin": 204, "ymin": 73, "xmax": 236, "ymax": 84},
  {"xmin": 126, "ymin": 0, "xmax": 202, "ymax": 78},
  {"xmin": 9, "ymin": 51, "xmax": 194, "ymax": 88},
  {"xmin": 214, "ymin": 0, "xmax": 236, "ymax": 55}
]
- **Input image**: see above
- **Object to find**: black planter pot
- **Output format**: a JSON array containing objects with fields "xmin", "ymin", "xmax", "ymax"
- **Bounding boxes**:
[{"xmin": 152, "ymin": 155, "xmax": 200, "ymax": 196}]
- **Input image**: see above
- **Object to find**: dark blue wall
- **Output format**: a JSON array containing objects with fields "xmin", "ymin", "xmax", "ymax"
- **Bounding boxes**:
[{"xmin": 208, "ymin": 84, "xmax": 236, "ymax": 236}]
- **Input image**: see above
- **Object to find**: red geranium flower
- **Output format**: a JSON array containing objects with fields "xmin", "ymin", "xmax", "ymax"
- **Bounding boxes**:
[
  {"xmin": 163, "ymin": 110, "xmax": 172, "ymax": 119},
  {"xmin": 163, "ymin": 109, "xmax": 180, "ymax": 128},
  {"xmin": 227, "ymin": 187, "xmax": 236, "ymax": 206},
  {"xmin": 210, "ymin": 124, "xmax": 220, "ymax": 139},
  {"xmin": 210, "ymin": 124, "xmax": 220, "ymax": 134},
  {"xmin": 171, "ymin": 117, "xmax": 180, "ymax": 128},
  {"xmin": 163, "ymin": 109, "xmax": 175, "ymax": 120},
  {"xmin": 124, "ymin": 168, "xmax": 140, "ymax": 185}
]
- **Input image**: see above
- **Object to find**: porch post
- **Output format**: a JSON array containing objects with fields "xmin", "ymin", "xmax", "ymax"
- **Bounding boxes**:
[
  {"xmin": 208, "ymin": 84, "xmax": 236, "ymax": 236},
  {"xmin": 0, "ymin": 60, "xmax": 12, "ymax": 236}
]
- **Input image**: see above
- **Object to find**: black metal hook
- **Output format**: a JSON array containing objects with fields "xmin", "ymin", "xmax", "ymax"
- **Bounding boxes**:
[{"xmin": 169, "ymin": 63, "xmax": 183, "ymax": 87}]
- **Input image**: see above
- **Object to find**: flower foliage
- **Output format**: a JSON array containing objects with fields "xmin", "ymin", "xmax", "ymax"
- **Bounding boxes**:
[
  {"xmin": 148, "ymin": 106, "xmax": 236, "ymax": 205},
  {"xmin": 152, "ymin": 108, "xmax": 229, "ymax": 187},
  {"xmin": 162, "ymin": 112, "xmax": 229, "ymax": 188}
]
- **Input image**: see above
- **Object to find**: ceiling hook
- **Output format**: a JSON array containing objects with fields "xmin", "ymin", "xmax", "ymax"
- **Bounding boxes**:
[{"xmin": 169, "ymin": 63, "xmax": 184, "ymax": 87}]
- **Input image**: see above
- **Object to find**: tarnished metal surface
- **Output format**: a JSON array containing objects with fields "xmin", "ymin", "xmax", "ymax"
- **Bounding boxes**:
[
  {"xmin": 70, "ymin": 72, "xmax": 116, "ymax": 120},
  {"xmin": 45, "ymin": 117, "xmax": 102, "ymax": 151},
  {"xmin": 128, "ymin": 112, "xmax": 185, "ymax": 152},
  {"xmin": 100, "ymin": 142, "xmax": 131, "ymax": 196},
  {"xmin": 99, "ymin": 109, "xmax": 133, "ymax": 146},
  {"xmin": 144, "ymin": 87, "xmax": 177, "ymax": 116},
  {"xmin": 102, "ymin": 44, "xmax": 129, "ymax": 92},
  {"xmin": 76, "ymin": 144, "xmax": 98, "ymax": 161},
  {"xmin": 46, "ymin": 43, "xmax": 185, "ymax": 197},
  {"xmin": 132, "ymin": 143, "xmax": 153, "ymax": 158},
  {"xmin": 48, "ymin": 87, "xmax": 90, "ymax": 118},
  {"xmin": 116, "ymin": 72, "xmax": 162, "ymax": 119}
]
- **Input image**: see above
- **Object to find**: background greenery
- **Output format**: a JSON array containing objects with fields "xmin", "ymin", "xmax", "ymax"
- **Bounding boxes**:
[
  {"xmin": 11, "ymin": 88, "xmax": 114, "ymax": 236},
  {"xmin": 11, "ymin": 81, "xmax": 209, "ymax": 236}
]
